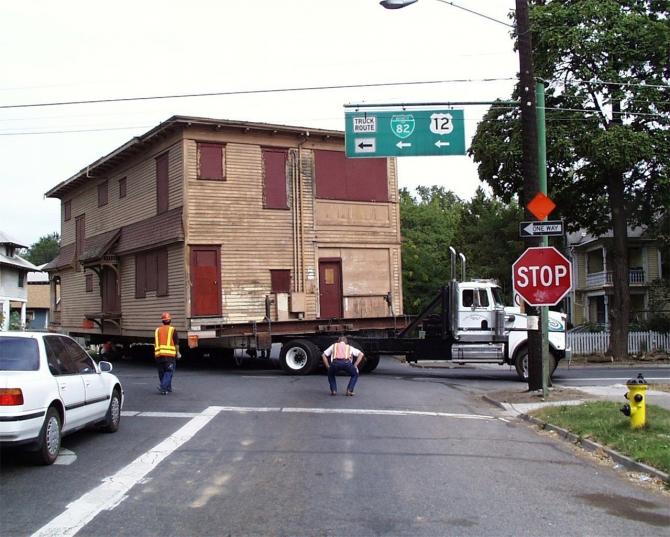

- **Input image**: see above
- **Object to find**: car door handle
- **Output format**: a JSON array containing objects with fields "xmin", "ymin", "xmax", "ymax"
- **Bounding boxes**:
[{"xmin": 59, "ymin": 383, "xmax": 67, "ymax": 390}]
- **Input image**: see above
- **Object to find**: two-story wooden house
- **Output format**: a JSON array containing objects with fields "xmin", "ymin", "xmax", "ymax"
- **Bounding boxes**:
[
  {"xmin": 0, "ymin": 231, "xmax": 40, "ymax": 330},
  {"xmin": 44, "ymin": 116, "xmax": 403, "ymax": 350},
  {"xmin": 568, "ymin": 228, "xmax": 667, "ymax": 326}
]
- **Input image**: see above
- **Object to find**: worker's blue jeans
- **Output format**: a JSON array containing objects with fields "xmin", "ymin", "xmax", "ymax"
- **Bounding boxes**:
[
  {"xmin": 327, "ymin": 359, "xmax": 358, "ymax": 393},
  {"xmin": 157, "ymin": 358, "xmax": 176, "ymax": 392}
]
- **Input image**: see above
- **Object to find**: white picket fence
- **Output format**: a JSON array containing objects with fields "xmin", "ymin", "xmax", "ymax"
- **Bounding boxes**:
[{"xmin": 568, "ymin": 331, "xmax": 670, "ymax": 355}]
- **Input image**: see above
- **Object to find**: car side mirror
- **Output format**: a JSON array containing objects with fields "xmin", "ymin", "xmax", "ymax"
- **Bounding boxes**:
[{"xmin": 99, "ymin": 361, "xmax": 113, "ymax": 373}]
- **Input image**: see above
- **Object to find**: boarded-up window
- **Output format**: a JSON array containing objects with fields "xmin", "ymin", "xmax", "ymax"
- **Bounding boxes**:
[
  {"xmin": 156, "ymin": 153, "xmax": 169, "ymax": 214},
  {"xmin": 85, "ymin": 273, "xmax": 93, "ymax": 293},
  {"xmin": 75, "ymin": 215, "xmax": 85, "ymax": 271},
  {"xmin": 64, "ymin": 200, "xmax": 71, "ymax": 221},
  {"xmin": 314, "ymin": 150, "xmax": 388, "ymax": 202},
  {"xmin": 135, "ymin": 248, "xmax": 168, "ymax": 298},
  {"xmin": 97, "ymin": 180, "xmax": 108, "ymax": 207},
  {"xmin": 270, "ymin": 269, "xmax": 291, "ymax": 293},
  {"xmin": 263, "ymin": 148, "xmax": 288, "ymax": 209},
  {"xmin": 119, "ymin": 177, "xmax": 127, "ymax": 198},
  {"xmin": 198, "ymin": 143, "xmax": 225, "ymax": 180}
]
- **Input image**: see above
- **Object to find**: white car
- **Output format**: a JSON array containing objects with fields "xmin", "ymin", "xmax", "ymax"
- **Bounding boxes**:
[{"xmin": 0, "ymin": 332, "xmax": 123, "ymax": 465}]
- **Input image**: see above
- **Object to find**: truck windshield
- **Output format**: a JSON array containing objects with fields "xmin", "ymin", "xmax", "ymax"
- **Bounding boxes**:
[
  {"xmin": 0, "ymin": 337, "xmax": 40, "ymax": 371},
  {"xmin": 491, "ymin": 287, "xmax": 505, "ymax": 307}
]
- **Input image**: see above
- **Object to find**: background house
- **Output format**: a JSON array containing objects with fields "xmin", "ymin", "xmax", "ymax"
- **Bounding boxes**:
[
  {"xmin": 0, "ymin": 231, "xmax": 40, "ymax": 330},
  {"xmin": 568, "ymin": 228, "xmax": 668, "ymax": 327},
  {"xmin": 26, "ymin": 265, "xmax": 50, "ymax": 330}
]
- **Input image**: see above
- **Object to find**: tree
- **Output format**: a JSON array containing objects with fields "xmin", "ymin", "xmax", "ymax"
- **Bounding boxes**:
[
  {"xmin": 25, "ymin": 233, "xmax": 60, "ymax": 266},
  {"xmin": 399, "ymin": 186, "xmax": 463, "ymax": 313},
  {"xmin": 469, "ymin": 0, "xmax": 670, "ymax": 359}
]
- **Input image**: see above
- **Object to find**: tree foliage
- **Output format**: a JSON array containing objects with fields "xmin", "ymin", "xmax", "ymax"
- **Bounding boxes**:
[
  {"xmin": 24, "ymin": 233, "xmax": 60, "ymax": 266},
  {"xmin": 469, "ymin": 0, "xmax": 669, "ymax": 358}
]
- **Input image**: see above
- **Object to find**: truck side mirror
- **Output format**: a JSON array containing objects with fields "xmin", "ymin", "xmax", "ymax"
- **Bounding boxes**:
[{"xmin": 506, "ymin": 314, "xmax": 515, "ymax": 322}]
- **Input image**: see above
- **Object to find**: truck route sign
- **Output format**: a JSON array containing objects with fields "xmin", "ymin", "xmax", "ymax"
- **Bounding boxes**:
[
  {"xmin": 345, "ymin": 109, "xmax": 465, "ymax": 158},
  {"xmin": 512, "ymin": 247, "xmax": 572, "ymax": 306}
]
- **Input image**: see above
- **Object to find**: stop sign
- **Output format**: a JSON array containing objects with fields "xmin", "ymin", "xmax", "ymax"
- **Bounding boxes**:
[{"xmin": 513, "ymin": 247, "xmax": 572, "ymax": 306}]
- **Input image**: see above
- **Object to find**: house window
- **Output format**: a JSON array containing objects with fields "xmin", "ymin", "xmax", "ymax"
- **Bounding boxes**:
[
  {"xmin": 270, "ymin": 269, "xmax": 291, "ymax": 293},
  {"xmin": 18, "ymin": 272, "xmax": 25, "ymax": 288},
  {"xmin": 75, "ymin": 215, "xmax": 85, "ymax": 271},
  {"xmin": 85, "ymin": 274, "xmax": 93, "ymax": 293},
  {"xmin": 135, "ymin": 248, "xmax": 168, "ymax": 298},
  {"xmin": 156, "ymin": 152, "xmax": 169, "ymax": 214},
  {"xmin": 64, "ymin": 200, "xmax": 71, "ymax": 222},
  {"xmin": 314, "ymin": 150, "xmax": 388, "ymax": 202},
  {"xmin": 97, "ymin": 180, "xmax": 109, "ymax": 207},
  {"xmin": 197, "ymin": 142, "xmax": 225, "ymax": 180},
  {"xmin": 119, "ymin": 177, "xmax": 127, "ymax": 198},
  {"xmin": 263, "ymin": 148, "xmax": 288, "ymax": 209}
]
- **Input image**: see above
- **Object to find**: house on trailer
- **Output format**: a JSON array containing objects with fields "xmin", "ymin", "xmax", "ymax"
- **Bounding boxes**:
[
  {"xmin": 0, "ymin": 231, "xmax": 40, "ymax": 330},
  {"xmin": 43, "ymin": 115, "xmax": 403, "ymax": 349},
  {"xmin": 26, "ymin": 266, "xmax": 50, "ymax": 330},
  {"xmin": 568, "ymin": 227, "xmax": 668, "ymax": 327}
]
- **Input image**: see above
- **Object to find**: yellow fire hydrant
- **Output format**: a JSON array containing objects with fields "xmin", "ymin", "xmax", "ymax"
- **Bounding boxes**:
[{"xmin": 620, "ymin": 373, "xmax": 647, "ymax": 429}]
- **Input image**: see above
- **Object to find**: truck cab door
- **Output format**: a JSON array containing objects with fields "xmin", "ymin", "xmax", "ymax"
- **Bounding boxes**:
[{"xmin": 458, "ymin": 287, "xmax": 496, "ymax": 335}]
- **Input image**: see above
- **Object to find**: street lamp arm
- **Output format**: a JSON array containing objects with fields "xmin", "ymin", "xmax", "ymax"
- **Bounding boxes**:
[{"xmin": 380, "ymin": 0, "xmax": 512, "ymax": 28}]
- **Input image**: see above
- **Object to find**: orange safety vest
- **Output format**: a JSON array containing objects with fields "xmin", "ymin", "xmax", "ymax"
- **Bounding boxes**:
[
  {"xmin": 154, "ymin": 325, "xmax": 177, "ymax": 358},
  {"xmin": 333, "ymin": 342, "xmax": 351, "ymax": 360}
]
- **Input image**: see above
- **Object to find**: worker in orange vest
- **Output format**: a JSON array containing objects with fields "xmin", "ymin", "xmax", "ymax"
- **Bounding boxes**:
[
  {"xmin": 321, "ymin": 336, "xmax": 364, "ymax": 396},
  {"xmin": 154, "ymin": 312, "xmax": 179, "ymax": 395}
]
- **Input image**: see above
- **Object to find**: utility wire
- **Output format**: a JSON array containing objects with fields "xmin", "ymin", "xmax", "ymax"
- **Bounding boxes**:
[
  {"xmin": 0, "ymin": 77, "xmax": 515, "ymax": 110},
  {"xmin": 434, "ymin": 0, "xmax": 512, "ymax": 28}
]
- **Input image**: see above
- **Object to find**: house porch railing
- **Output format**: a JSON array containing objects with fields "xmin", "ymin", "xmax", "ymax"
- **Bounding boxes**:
[{"xmin": 585, "ymin": 268, "xmax": 645, "ymax": 287}]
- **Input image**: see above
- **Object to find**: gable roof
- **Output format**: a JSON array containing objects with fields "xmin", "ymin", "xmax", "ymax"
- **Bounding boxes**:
[
  {"xmin": 45, "ymin": 115, "xmax": 343, "ymax": 199},
  {"xmin": 0, "ymin": 230, "xmax": 28, "ymax": 249}
]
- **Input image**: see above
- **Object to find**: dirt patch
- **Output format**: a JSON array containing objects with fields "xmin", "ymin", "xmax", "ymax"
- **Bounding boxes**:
[{"xmin": 486, "ymin": 386, "xmax": 593, "ymax": 404}]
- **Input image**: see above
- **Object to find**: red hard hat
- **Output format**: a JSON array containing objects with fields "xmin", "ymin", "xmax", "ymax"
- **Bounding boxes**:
[{"xmin": 161, "ymin": 312, "xmax": 172, "ymax": 321}]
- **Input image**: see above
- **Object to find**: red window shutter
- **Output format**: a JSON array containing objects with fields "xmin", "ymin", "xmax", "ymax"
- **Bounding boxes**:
[
  {"xmin": 64, "ymin": 200, "xmax": 71, "ymax": 221},
  {"xmin": 135, "ymin": 254, "xmax": 146, "ymax": 298},
  {"xmin": 263, "ymin": 148, "xmax": 288, "ymax": 209},
  {"xmin": 156, "ymin": 153, "xmax": 169, "ymax": 214},
  {"xmin": 119, "ymin": 177, "xmax": 127, "ymax": 198},
  {"xmin": 270, "ymin": 269, "xmax": 291, "ymax": 293},
  {"xmin": 198, "ymin": 143, "xmax": 224, "ymax": 180},
  {"xmin": 85, "ymin": 274, "xmax": 93, "ymax": 293},
  {"xmin": 98, "ymin": 180, "xmax": 108, "ymax": 207},
  {"xmin": 314, "ymin": 150, "xmax": 388, "ymax": 202},
  {"xmin": 157, "ymin": 249, "xmax": 169, "ymax": 296}
]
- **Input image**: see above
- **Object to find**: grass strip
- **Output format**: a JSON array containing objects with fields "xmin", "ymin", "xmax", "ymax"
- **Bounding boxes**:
[{"xmin": 532, "ymin": 401, "xmax": 670, "ymax": 475}]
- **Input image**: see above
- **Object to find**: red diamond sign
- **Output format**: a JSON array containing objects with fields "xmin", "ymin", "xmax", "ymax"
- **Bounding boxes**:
[
  {"xmin": 513, "ymin": 247, "xmax": 572, "ymax": 306},
  {"xmin": 527, "ymin": 192, "xmax": 556, "ymax": 221}
]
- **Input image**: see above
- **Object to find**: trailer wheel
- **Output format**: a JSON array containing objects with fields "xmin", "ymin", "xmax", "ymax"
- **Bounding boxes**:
[
  {"xmin": 514, "ymin": 348, "xmax": 557, "ymax": 381},
  {"xmin": 359, "ymin": 355, "xmax": 380, "ymax": 373},
  {"xmin": 279, "ymin": 339, "xmax": 320, "ymax": 375}
]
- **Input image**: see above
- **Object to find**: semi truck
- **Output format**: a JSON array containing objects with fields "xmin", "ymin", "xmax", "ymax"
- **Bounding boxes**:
[{"xmin": 184, "ymin": 249, "xmax": 569, "ymax": 380}]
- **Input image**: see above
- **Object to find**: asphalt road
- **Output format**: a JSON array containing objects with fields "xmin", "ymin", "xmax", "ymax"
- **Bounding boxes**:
[{"xmin": 1, "ymin": 357, "xmax": 669, "ymax": 537}]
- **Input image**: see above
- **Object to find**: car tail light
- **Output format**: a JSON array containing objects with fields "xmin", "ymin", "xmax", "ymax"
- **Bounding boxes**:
[{"xmin": 0, "ymin": 388, "xmax": 24, "ymax": 406}]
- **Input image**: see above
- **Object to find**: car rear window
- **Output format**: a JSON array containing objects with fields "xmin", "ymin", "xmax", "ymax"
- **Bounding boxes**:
[{"xmin": 0, "ymin": 337, "xmax": 40, "ymax": 371}]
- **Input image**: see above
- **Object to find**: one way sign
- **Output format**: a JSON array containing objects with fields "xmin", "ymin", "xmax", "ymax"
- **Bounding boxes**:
[{"xmin": 519, "ymin": 220, "xmax": 564, "ymax": 237}]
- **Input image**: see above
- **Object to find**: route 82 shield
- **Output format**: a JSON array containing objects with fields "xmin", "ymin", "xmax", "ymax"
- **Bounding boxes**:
[
  {"xmin": 390, "ymin": 114, "xmax": 415, "ymax": 139},
  {"xmin": 429, "ymin": 112, "xmax": 454, "ymax": 135}
]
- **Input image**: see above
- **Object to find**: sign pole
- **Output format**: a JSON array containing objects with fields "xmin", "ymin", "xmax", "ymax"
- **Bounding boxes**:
[{"xmin": 536, "ymin": 81, "xmax": 549, "ymax": 398}]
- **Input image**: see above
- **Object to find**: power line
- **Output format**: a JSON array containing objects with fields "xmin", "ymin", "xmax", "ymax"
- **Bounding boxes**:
[
  {"xmin": 0, "ymin": 77, "xmax": 515, "ymax": 110},
  {"xmin": 542, "ymin": 77, "xmax": 670, "ymax": 90}
]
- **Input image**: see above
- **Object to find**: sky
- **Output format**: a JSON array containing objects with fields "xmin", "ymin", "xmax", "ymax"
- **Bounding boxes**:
[{"xmin": 1, "ymin": 0, "xmax": 518, "ymax": 247}]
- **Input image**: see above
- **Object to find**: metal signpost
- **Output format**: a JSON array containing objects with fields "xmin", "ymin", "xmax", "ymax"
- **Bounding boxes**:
[{"xmin": 345, "ymin": 108, "xmax": 466, "ymax": 158}]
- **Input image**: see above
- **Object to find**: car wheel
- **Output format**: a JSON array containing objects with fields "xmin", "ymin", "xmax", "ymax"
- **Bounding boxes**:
[
  {"xmin": 101, "ymin": 389, "xmax": 121, "ymax": 433},
  {"xmin": 279, "ymin": 339, "xmax": 320, "ymax": 375},
  {"xmin": 35, "ymin": 407, "xmax": 61, "ymax": 465}
]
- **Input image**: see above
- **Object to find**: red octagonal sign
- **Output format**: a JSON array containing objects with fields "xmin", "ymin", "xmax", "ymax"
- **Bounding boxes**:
[{"xmin": 513, "ymin": 247, "xmax": 572, "ymax": 306}]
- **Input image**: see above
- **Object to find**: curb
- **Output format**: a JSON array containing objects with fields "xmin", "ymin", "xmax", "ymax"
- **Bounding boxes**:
[{"xmin": 482, "ymin": 395, "xmax": 669, "ymax": 484}]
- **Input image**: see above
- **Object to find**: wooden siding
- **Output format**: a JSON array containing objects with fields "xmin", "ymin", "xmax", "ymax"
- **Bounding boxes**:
[
  {"xmin": 647, "ymin": 246, "xmax": 660, "ymax": 280},
  {"xmin": 60, "ymin": 137, "xmax": 183, "ymax": 247}
]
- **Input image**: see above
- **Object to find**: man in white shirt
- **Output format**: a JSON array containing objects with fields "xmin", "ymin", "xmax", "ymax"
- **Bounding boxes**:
[{"xmin": 321, "ymin": 336, "xmax": 364, "ymax": 396}]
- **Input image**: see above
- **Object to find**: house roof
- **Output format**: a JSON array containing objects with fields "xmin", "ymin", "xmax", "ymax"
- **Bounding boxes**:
[
  {"xmin": 0, "ymin": 252, "xmax": 39, "ymax": 272},
  {"xmin": 0, "ymin": 230, "xmax": 28, "ymax": 249},
  {"xmin": 567, "ymin": 226, "xmax": 655, "ymax": 248},
  {"xmin": 45, "ymin": 115, "xmax": 344, "ymax": 199}
]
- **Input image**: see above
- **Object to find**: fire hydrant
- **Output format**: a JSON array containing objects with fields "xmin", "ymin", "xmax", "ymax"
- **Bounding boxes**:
[{"xmin": 620, "ymin": 373, "xmax": 647, "ymax": 429}]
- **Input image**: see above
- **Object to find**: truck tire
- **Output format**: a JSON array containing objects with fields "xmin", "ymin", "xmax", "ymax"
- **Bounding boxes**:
[
  {"xmin": 360, "ymin": 355, "xmax": 380, "ymax": 373},
  {"xmin": 279, "ymin": 339, "xmax": 320, "ymax": 375},
  {"xmin": 514, "ymin": 348, "xmax": 557, "ymax": 381}
]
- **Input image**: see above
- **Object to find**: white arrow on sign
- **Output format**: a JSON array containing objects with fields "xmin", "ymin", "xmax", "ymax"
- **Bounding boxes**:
[
  {"xmin": 396, "ymin": 141, "xmax": 412, "ymax": 149},
  {"xmin": 435, "ymin": 140, "xmax": 450, "ymax": 148}
]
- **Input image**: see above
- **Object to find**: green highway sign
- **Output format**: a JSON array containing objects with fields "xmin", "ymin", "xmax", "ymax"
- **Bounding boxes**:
[{"xmin": 345, "ymin": 109, "xmax": 465, "ymax": 158}]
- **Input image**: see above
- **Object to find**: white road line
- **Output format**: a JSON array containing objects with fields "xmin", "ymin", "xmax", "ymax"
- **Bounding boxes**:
[
  {"xmin": 30, "ymin": 406, "xmax": 221, "ymax": 537},
  {"xmin": 122, "ymin": 406, "xmax": 496, "ymax": 421}
]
